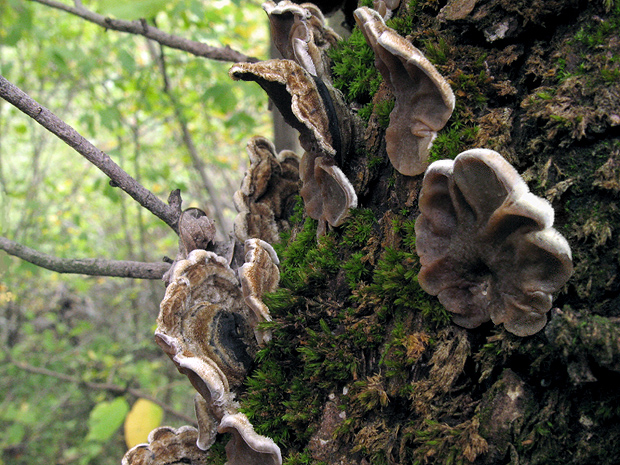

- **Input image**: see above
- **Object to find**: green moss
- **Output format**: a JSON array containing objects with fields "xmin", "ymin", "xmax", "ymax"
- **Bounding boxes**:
[
  {"xmin": 375, "ymin": 98, "xmax": 395, "ymax": 129},
  {"xmin": 341, "ymin": 208, "xmax": 377, "ymax": 248},
  {"xmin": 329, "ymin": 28, "xmax": 382, "ymax": 105},
  {"xmin": 283, "ymin": 450, "xmax": 326, "ymax": 465}
]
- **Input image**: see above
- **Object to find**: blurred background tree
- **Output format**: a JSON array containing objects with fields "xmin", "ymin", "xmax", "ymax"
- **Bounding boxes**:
[{"xmin": 0, "ymin": 1, "xmax": 271, "ymax": 463}]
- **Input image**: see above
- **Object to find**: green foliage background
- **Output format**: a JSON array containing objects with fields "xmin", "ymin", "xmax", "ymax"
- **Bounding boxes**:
[{"xmin": 0, "ymin": 1, "xmax": 270, "ymax": 463}]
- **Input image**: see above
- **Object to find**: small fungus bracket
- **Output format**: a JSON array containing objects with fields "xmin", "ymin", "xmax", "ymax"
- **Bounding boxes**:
[
  {"xmin": 354, "ymin": 7, "xmax": 455, "ymax": 176},
  {"xmin": 239, "ymin": 238, "xmax": 281, "ymax": 345},
  {"xmin": 233, "ymin": 136, "xmax": 301, "ymax": 244},
  {"xmin": 300, "ymin": 151, "xmax": 358, "ymax": 237},
  {"xmin": 263, "ymin": 0, "xmax": 340, "ymax": 80},
  {"xmin": 122, "ymin": 425, "xmax": 208, "ymax": 465}
]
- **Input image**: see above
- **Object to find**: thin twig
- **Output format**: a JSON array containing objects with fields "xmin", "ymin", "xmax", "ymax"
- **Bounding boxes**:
[
  {"xmin": 0, "ymin": 236, "xmax": 170, "ymax": 279},
  {"xmin": 10, "ymin": 358, "xmax": 197, "ymax": 425},
  {"xmin": 0, "ymin": 74, "xmax": 182, "ymax": 233},
  {"xmin": 29, "ymin": 0, "xmax": 259, "ymax": 63}
]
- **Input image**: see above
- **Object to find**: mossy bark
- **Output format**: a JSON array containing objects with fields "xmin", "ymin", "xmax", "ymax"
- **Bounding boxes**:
[{"xmin": 239, "ymin": 1, "xmax": 620, "ymax": 464}]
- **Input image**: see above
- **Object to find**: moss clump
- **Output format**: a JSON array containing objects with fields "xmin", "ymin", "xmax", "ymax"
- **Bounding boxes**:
[{"xmin": 330, "ymin": 28, "xmax": 382, "ymax": 106}]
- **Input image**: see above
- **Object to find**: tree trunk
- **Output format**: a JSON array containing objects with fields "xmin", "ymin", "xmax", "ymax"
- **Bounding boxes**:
[{"xmin": 240, "ymin": 1, "xmax": 620, "ymax": 464}]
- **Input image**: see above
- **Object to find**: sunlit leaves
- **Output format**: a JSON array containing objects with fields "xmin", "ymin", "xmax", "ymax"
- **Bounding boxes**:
[
  {"xmin": 86, "ymin": 397, "xmax": 130, "ymax": 443},
  {"xmin": 124, "ymin": 399, "xmax": 164, "ymax": 448}
]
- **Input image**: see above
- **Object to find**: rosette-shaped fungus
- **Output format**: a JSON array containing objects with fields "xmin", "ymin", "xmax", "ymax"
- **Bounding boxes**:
[
  {"xmin": 300, "ymin": 151, "xmax": 358, "ymax": 237},
  {"xmin": 233, "ymin": 136, "xmax": 301, "ymax": 244},
  {"xmin": 354, "ymin": 7, "xmax": 455, "ymax": 176},
  {"xmin": 263, "ymin": 1, "xmax": 340, "ymax": 79},
  {"xmin": 415, "ymin": 149, "xmax": 573, "ymax": 337},
  {"xmin": 122, "ymin": 426, "xmax": 208, "ymax": 465}
]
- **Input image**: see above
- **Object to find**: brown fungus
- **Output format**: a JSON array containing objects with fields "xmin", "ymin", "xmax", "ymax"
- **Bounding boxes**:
[
  {"xmin": 263, "ymin": 1, "xmax": 339, "ymax": 79},
  {"xmin": 415, "ymin": 149, "xmax": 573, "ymax": 337},
  {"xmin": 219, "ymin": 412, "xmax": 282, "ymax": 465},
  {"xmin": 155, "ymin": 247, "xmax": 282, "ymax": 462},
  {"xmin": 354, "ymin": 7, "xmax": 455, "ymax": 176},
  {"xmin": 299, "ymin": 151, "xmax": 358, "ymax": 237},
  {"xmin": 122, "ymin": 426, "xmax": 208, "ymax": 465},
  {"xmin": 239, "ymin": 238, "xmax": 281, "ymax": 345},
  {"xmin": 233, "ymin": 136, "xmax": 301, "ymax": 244},
  {"xmin": 230, "ymin": 59, "xmax": 357, "ymax": 233},
  {"xmin": 229, "ymin": 59, "xmax": 352, "ymax": 161},
  {"xmin": 230, "ymin": 59, "xmax": 335, "ymax": 156},
  {"xmin": 156, "ymin": 250, "xmax": 257, "ymax": 390}
]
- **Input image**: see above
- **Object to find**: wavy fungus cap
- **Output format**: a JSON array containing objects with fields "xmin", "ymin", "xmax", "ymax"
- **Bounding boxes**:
[
  {"xmin": 219, "ymin": 412, "xmax": 283, "ymax": 465},
  {"xmin": 122, "ymin": 426, "xmax": 208, "ymax": 465},
  {"xmin": 263, "ymin": 1, "xmax": 339, "ymax": 79},
  {"xmin": 354, "ymin": 7, "xmax": 455, "ymax": 176},
  {"xmin": 415, "ymin": 149, "xmax": 573, "ymax": 336},
  {"xmin": 155, "ymin": 250, "xmax": 257, "ymax": 401},
  {"xmin": 233, "ymin": 136, "xmax": 301, "ymax": 244},
  {"xmin": 299, "ymin": 151, "xmax": 358, "ymax": 237}
]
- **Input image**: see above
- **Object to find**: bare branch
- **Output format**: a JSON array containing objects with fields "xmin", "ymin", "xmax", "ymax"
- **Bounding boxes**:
[
  {"xmin": 0, "ymin": 236, "xmax": 170, "ymax": 279},
  {"xmin": 29, "ymin": 0, "xmax": 259, "ymax": 63},
  {"xmin": 0, "ymin": 74, "xmax": 182, "ymax": 233},
  {"xmin": 9, "ymin": 357, "xmax": 197, "ymax": 425}
]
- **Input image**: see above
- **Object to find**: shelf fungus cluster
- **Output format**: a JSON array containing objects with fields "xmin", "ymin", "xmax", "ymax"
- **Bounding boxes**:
[
  {"xmin": 233, "ymin": 136, "xmax": 301, "ymax": 244},
  {"xmin": 415, "ymin": 149, "xmax": 573, "ymax": 337},
  {"xmin": 231, "ymin": 1, "xmax": 359, "ymax": 237},
  {"xmin": 124, "ymin": 229, "xmax": 282, "ymax": 464}
]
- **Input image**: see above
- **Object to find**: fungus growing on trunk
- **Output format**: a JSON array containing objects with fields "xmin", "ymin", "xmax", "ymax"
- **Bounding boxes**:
[
  {"xmin": 219, "ymin": 413, "xmax": 283, "ymax": 465},
  {"xmin": 233, "ymin": 136, "xmax": 301, "ymax": 244},
  {"xmin": 230, "ymin": 59, "xmax": 357, "ymax": 234},
  {"xmin": 230, "ymin": 59, "xmax": 336, "ymax": 156},
  {"xmin": 415, "ymin": 149, "xmax": 573, "ymax": 336},
  {"xmin": 300, "ymin": 151, "xmax": 358, "ymax": 237},
  {"xmin": 263, "ymin": 1, "xmax": 339, "ymax": 79},
  {"xmin": 150, "ymin": 247, "xmax": 282, "ymax": 464},
  {"xmin": 354, "ymin": 7, "xmax": 455, "ymax": 176},
  {"xmin": 122, "ymin": 426, "xmax": 208, "ymax": 465},
  {"xmin": 239, "ymin": 238, "xmax": 281, "ymax": 345}
]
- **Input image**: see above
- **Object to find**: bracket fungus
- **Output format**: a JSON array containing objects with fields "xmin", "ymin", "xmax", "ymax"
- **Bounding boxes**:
[
  {"xmin": 415, "ymin": 149, "xmax": 573, "ymax": 337},
  {"xmin": 239, "ymin": 238, "xmax": 281, "ymax": 345},
  {"xmin": 354, "ymin": 7, "xmax": 455, "ymax": 176},
  {"xmin": 233, "ymin": 136, "xmax": 301, "ymax": 244},
  {"xmin": 230, "ymin": 59, "xmax": 358, "ymax": 234},
  {"xmin": 152, "ymin": 244, "xmax": 282, "ymax": 464},
  {"xmin": 219, "ymin": 412, "xmax": 282, "ymax": 465},
  {"xmin": 122, "ymin": 426, "xmax": 208, "ymax": 465},
  {"xmin": 263, "ymin": 1, "xmax": 339, "ymax": 80},
  {"xmin": 300, "ymin": 151, "xmax": 358, "ymax": 237},
  {"xmin": 230, "ymin": 59, "xmax": 351, "ymax": 159}
]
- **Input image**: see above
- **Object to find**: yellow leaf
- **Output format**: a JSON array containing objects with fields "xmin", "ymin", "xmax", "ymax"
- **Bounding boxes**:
[{"xmin": 123, "ymin": 398, "xmax": 164, "ymax": 448}]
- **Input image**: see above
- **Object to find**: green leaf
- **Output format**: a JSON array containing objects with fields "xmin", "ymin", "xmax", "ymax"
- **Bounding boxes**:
[
  {"xmin": 6, "ymin": 422, "xmax": 26, "ymax": 446},
  {"xmin": 204, "ymin": 83, "xmax": 237, "ymax": 113},
  {"xmin": 85, "ymin": 397, "xmax": 129, "ymax": 443}
]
